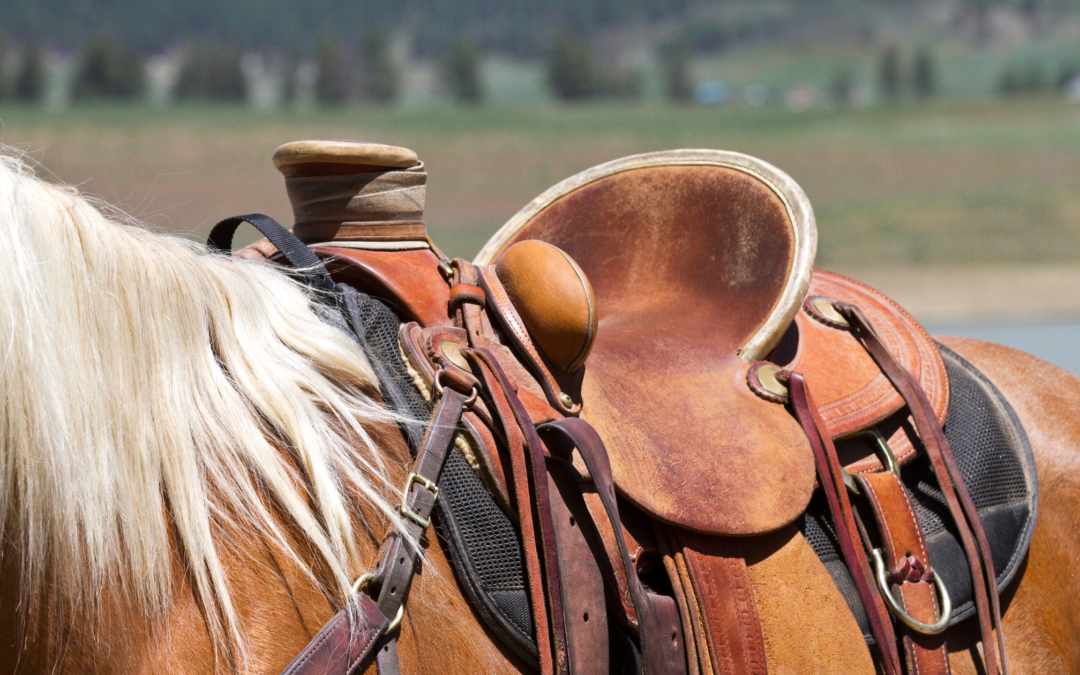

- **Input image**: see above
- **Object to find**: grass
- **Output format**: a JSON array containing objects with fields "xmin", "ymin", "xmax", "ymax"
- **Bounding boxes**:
[{"xmin": 1, "ymin": 99, "xmax": 1079, "ymax": 264}]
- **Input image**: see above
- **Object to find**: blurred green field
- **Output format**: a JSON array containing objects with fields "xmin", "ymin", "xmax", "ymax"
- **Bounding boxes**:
[{"xmin": 1, "ymin": 99, "xmax": 1079, "ymax": 265}]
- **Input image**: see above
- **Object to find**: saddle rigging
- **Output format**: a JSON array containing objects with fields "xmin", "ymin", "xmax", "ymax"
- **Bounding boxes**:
[{"xmin": 210, "ymin": 140, "xmax": 1035, "ymax": 675}]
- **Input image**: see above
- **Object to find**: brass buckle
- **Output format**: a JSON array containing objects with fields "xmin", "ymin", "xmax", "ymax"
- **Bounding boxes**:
[
  {"xmin": 385, "ymin": 604, "xmax": 404, "ymax": 634},
  {"xmin": 871, "ymin": 549, "xmax": 952, "ymax": 634},
  {"xmin": 400, "ymin": 472, "xmax": 439, "ymax": 528},
  {"xmin": 842, "ymin": 428, "xmax": 900, "ymax": 495}
]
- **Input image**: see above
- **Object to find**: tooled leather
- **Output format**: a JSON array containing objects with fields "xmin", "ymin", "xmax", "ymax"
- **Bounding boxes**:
[
  {"xmin": 787, "ymin": 271, "xmax": 949, "ymax": 475},
  {"xmin": 793, "ymin": 273, "xmax": 948, "ymax": 439},
  {"xmin": 676, "ymin": 532, "xmax": 767, "ymax": 675},
  {"xmin": 858, "ymin": 472, "xmax": 951, "ymax": 675}
]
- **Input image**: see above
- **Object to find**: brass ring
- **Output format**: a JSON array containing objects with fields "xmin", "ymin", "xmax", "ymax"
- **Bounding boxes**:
[
  {"xmin": 434, "ymin": 369, "xmax": 479, "ymax": 408},
  {"xmin": 871, "ymin": 549, "xmax": 952, "ymax": 635},
  {"xmin": 842, "ymin": 428, "xmax": 900, "ymax": 495},
  {"xmin": 351, "ymin": 572, "xmax": 375, "ymax": 596},
  {"xmin": 384, "ymin": 604, "xmax": 404, "ymax": 635},
  {"xmin": 351, "ymin": 573, "xmax": 405, "ymax": 636}
]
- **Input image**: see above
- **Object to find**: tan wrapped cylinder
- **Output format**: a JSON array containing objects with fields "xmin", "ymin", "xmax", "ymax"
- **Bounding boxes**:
[
  {"xmin": 271, "ymin": 140, "xmax": 428, "ymax": 239},
  {"xmin": 273, "ymin": 140, "xmax": 419, "ymax": 172}
]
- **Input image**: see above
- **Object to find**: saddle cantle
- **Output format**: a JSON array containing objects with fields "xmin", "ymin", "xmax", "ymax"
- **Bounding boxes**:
[{"xmin": 228, "ymin": 141, "xmax": 1031, "ymax": 675}]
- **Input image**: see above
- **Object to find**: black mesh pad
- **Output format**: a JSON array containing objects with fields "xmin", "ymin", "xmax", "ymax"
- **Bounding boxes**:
[
  {"xmin": 798, "ymin": 343, "xmax": 1038, "ymax": 643},
  {"xmin": 350, "ymin": 293, "xmax": 539, "ymax": 664}
]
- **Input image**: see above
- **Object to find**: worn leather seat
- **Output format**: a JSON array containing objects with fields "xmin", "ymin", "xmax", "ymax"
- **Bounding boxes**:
[
  {"xmin": 475, "ymin": 150, "xmax": 946, "ymax": 535},
  {"xmin": 476, "ymin": 151, "xmax": 822, "ymax": 535}
]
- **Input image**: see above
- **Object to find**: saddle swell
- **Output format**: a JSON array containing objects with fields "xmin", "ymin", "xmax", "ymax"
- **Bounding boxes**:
[{"xmin": 232, "ymin": 141, "xmax": 1024, "ymax": 675}]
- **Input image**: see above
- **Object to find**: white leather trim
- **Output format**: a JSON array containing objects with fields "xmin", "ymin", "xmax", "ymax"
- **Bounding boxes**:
[{"xmin": 474, "ymin": 149, "xmax": 817, "ymax": 363}]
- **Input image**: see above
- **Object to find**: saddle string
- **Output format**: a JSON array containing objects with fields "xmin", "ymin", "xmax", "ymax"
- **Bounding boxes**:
[
  {"xmin": 467, "ymin": 347, "xmax": 564, "ymax": 675},
  {"xmin": 538, "ymin": 418, "xmax": 688, "ymax": 675},
  {"xmin": 836, "ymin": 303, "xmax": 1008, "ymax": 675},
  {"xmin": 783, "ymin": 371, "xmax": 904, "ymax": 675}
]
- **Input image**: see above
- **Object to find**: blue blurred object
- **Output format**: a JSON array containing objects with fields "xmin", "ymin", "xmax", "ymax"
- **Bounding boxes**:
[
  {"xmin": 696, "ymin": 81, "xmax": 728, "ymax": 105},
  {"xmin": 926, "ymin": 320, "xmax": 1080, "ymax": 377}
]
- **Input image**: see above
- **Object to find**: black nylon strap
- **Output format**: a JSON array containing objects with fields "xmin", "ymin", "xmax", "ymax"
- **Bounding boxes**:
[{"xmin": 207, "ymin": 213, "xmax": 336, "ymax": 292}]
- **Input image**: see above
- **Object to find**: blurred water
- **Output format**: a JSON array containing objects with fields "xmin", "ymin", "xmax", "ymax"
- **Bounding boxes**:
[{"xmin": 926, "ymin": 320, "xmax": 1080, "ymax": 377}]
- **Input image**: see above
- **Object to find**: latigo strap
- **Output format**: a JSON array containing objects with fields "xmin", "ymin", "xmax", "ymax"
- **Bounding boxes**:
[{"xmin": 837, "ymin": 303, "xmax": 1008, "ymax": 675}]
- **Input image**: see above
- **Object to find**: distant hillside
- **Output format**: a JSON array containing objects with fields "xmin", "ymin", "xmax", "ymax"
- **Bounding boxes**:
[
  {"xmin": 2, "ymin": 0, "xmax": 695, "ymax": 56},
  {"xmin": 8, "ymin": 0, "xmax": 1067, "ymax": 57}
]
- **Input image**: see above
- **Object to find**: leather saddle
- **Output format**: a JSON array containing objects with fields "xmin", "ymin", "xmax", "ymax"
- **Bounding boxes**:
[{"xmin": 227, "ymin": 141, "xmax": 1031, "ymax": 675}]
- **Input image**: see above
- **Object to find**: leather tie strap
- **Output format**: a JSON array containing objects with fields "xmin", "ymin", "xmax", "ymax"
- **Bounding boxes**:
[
  {"xmin": 539, "ymin": 418, "xmax": 687, "ymax": 675},
  {"xmin": 784, "ymin": 372, "xmax": 904, "ymax": 675},
  {"xmin": 467, "ymin": 349, "xmax": 565, "ymax": 675},
  {"xmin": 836, "ymin": 302, "xmax": 1008, "ymax": 675}
]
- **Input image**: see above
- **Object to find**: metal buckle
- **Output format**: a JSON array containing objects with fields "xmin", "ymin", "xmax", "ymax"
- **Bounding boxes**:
[
  {"xmin": 399, "ymin": 472, "xmax": 439, "ymax": 529},
  {"xmin": 842, "ymin": 428, "xmax": 900, "ymax": 495},
  {"xmin": 871, "ymin": 549, "xmax": 952, "ymax": 634},
  {"xmin": 385, "ymin": 604, "xmax": 404, "ymax": 634}
]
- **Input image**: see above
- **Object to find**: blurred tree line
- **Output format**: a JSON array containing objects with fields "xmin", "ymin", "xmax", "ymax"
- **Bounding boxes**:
[
  {"xmin": 4, "ymin": 0, "xmax": 1076, "ymax": 60},
  {"xmin": 2, "ymin": 0, "xmax": 1079, "ymax": 107}
]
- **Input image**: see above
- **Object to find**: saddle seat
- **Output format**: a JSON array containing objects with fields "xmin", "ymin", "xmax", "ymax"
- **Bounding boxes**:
[{"xmin": 475, "ymin": 150, "xmax": 947, "ymax": 536}]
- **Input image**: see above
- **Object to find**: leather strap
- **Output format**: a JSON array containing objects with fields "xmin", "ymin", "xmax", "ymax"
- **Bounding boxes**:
[
  {"xmin": 837, "ymin": 303, "xmax": 1007, "ymax": 675},
  {"xmin": 478, "ymin": 267, "xmax": 581, "ymax": 415},
  {"xmin": 547, "ymin": 460, "xmax": 611, "ymax": 673},
  {"xmin": 468, "ymin": 349, "xmax": 565, "ymax": 675},
  {"xmin": 674, "ymin": 533, "xmax": 767, "ymax": 675},
  {"xmin": 785, "ymin": 372, "xmax": 904, "ymax": 675},
  {"xmin": 369, "ymin": 386, "xmax": 472, "ymax": 672},
  {"xmin": 539, "ymin": 418, "xmax": 687, "ymax": 675},
  {"xmin": 278, "ymin": 591, "xmax": 389, "ymax": 675},
  {"xmin": 857, "ymin": 471, "xmax": 950, "ymax": 675}
]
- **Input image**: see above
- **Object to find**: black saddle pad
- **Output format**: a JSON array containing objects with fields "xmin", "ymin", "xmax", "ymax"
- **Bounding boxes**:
[{"xmin": 799, "ymin": 342, "xmax": 1038, "ymax": 643}]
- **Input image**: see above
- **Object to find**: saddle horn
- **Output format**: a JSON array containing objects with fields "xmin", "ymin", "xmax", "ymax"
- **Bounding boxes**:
[{"xmin": 272, "ymin": 139, "xmax": 430, "ymax": 246}]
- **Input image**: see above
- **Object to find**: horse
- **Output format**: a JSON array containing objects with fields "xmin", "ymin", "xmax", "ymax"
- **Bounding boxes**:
[{"xmin": 0, "ymin": 143, "xmax": 1076, "ymax": 675}]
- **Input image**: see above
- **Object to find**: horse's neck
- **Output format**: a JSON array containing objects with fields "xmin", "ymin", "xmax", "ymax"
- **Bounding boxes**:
[{"xmin": 0, "ymin": 419, "xmax": 520, "ymax": 674}]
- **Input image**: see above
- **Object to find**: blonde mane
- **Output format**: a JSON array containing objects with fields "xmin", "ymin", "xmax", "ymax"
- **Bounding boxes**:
[{"xmin": 0, "ymin": 149, "xmax": 403, "ymax": 664}]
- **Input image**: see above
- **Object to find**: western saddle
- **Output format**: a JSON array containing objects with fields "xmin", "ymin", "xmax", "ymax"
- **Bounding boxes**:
[{"xmin": 214, "ymin": 140, "xmax": 1024, "ymax": 675}]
